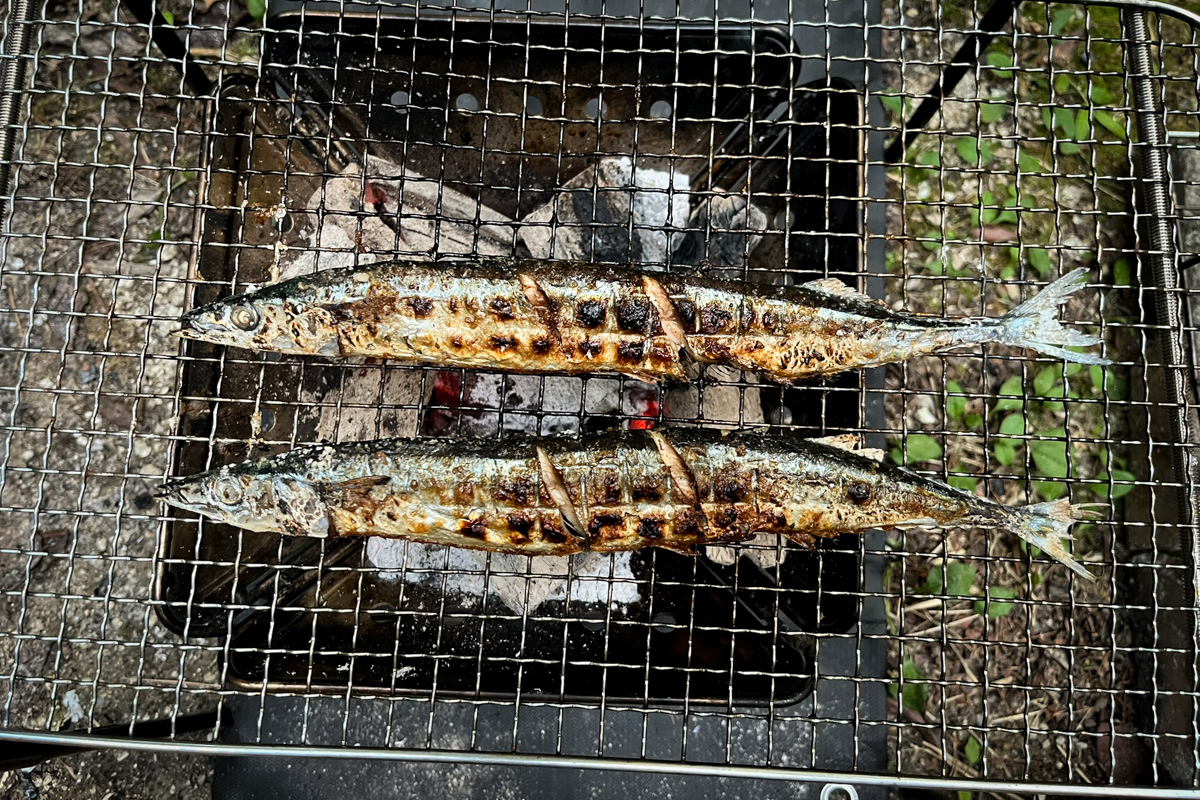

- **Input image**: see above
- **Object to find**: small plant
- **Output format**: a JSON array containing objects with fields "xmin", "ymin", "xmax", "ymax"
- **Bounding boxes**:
[
  {"xmin": 889, "ymin": 657, "xmax": 929, "ymax": 715},
  {"xmin": 926, "ymin": 562, "xmax": 977, "ymax": 597},
  {"xmin": 974, "ymin": 586, "xmax": 1017, "ymax": 618},
  {"xmin": 890, "ymin": 434, "xmax": 942, "ymax": 465}
]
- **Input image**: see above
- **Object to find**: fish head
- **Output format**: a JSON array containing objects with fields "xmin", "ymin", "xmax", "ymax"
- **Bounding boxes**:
[
  {"xmin": 157, "ymin": 466, "xmax": 330, "ymax": 537},
  {"xmin": 176, "ymin": 292, "xmax": 341, "ymax": 356}
]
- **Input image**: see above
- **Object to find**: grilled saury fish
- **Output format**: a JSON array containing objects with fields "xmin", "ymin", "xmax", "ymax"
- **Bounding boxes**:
[
  {"xmin": 158, "ymin": 429, "xmax": 1095, "ymax": 579},
  {"xmin": 175, "ymin": 260, "xmax": 1108, "ymax": 383}
]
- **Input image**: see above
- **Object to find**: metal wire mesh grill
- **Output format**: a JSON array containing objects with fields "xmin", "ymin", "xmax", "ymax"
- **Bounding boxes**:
[{"xmin": 1, "ymin": 0, "xmax": 1199, "ymax": 794}]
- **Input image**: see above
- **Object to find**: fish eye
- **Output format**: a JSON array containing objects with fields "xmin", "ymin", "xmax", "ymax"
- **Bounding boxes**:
[
  {"xmin": 231, "ymin": 305, "xmax": 260, "ymax": 331},
  {"xmin": 214, "ymin": 477, "xmax": 244, "ymax": 505},
  {"xmin": 847, "ymin": 482, "xmax": 872, "ymax": 503}
]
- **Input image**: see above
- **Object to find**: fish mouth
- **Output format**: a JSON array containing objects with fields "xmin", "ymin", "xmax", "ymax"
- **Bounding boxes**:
[
  {"xmin": 155, "ymin": 478, "xmax": 206, "ymax": 512},
  {"xmin": 174, "ymin": 306, "xmax": 230, "ymax": 340},
  {"xmin": 154, "ymin": 481, "xmax": 185, "ymax": 505}
]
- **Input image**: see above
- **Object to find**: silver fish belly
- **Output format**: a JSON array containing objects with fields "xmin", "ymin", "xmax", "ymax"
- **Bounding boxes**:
[
  {"xmin": 175, "ymin": 260, "xmax": 1108, "ymax": 383},
  {"xmin": 159, "ymin": 429, "xmax": 1094, "ymax": 578}
]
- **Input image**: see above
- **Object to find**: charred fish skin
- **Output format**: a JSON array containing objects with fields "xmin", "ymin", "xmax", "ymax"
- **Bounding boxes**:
[
  {"xmin": 177, "ymin": 262, "xmax": 688, "ymax": 381},
  {"xmin": 175, "ymin": 260, "xmax": 1109, "ymax": 383},
  {"xmin": 159, "ymin": 429, "xmax": 1094, "ymax": 578}
]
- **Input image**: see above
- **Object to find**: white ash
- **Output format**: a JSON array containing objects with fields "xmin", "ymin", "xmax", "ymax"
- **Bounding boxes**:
[
  {"xmin": 285, "ymin": 156, "xmax": 515, "ymax": 277},
  {"xmin": 365, "ymin": 538, "xmax": 639, "ymax": 614},
  {"xmin": 62, "ymin": 690, "xmax": 85, "ymax": 724}
]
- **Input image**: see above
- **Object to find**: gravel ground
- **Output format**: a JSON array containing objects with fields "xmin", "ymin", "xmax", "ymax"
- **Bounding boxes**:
[{"xmin": 1, "ymin": 1, "xmax": 221, "ymax": 794}]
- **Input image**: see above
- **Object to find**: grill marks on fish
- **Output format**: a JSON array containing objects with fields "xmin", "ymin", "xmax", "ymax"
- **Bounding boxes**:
[
  {"xmin": 179, "ymin": 259, "xmax": 1107, "ymax": 383},
  {"xmin": 164, "ymin": 430, "xmax": 1093, "ymax": 576}
]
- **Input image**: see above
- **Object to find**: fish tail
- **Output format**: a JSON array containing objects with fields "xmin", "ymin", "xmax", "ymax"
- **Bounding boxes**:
[
  {"xmin": 994, "ymin": 268, "xmax": 1111, "ymax": 365},
  {"xmin": 1006, "ymin": 499, "xmax": 1094, "ymax": 580}
]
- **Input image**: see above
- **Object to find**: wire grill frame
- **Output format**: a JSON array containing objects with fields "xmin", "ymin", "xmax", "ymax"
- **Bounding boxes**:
[{"xmin": 1, "ymin": 0, "xmax": 1199, "ymax": 794}]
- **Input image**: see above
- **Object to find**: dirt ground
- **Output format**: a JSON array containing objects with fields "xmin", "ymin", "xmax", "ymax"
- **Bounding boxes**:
[
  {"xmin": 876, "ymin": 1, "xmax": 1173, "ymax": 789},
  {"xmin": 0, "ymin": 0, "xmax": 1181, "ymax": 796}
]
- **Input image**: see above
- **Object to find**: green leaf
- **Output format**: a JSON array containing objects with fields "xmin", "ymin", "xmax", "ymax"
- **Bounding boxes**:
[
  {"xmin": 924, "ymin": 565, "xmax": 943, "ymax": 594},
  {"xmin": 956, "ymin": 137, "xmax": 980, "ymax": 166},
  {"xmin": 988, "ymin": 51, "xmax": 1014, "ymax": 74},
  {"xmin": 979, "ymin": 140, "xmax": 995, "ymax": 166},
  {"xmin": 974, "ymin": 586, "xmax": 1017, "ymax": 618},
  {"xmin": 1094, "ymin": 110, "xmax": 1126, "ymax": 140},
  {"xmin": 1075, "ymin": 109, "xmax": 1091, "ymax": 142},
  {"xmin": 1055, "ymin": 107, "xmax": 1077, "ymax": 138},
  {"xmin": 1089, "ymin": 81, "xmax": 1113, "ymax": 105},
  {"xmin": 1093, "ymin": 469, "xmax": 1136, "ymax": 500},
  {"xmin": 999, "ymin": 413, "xmax": 1026, "ymax": 437},
  {"xmin": 904, "ymin": 434, "xmax": 943, "ymax": 463},
  {"xmin": 1113, "ymin": 258, "xmax": 1132, "ymax": 286},
  {"xmin": 965, "ymin": 734, "xmax": 982, "ymax": 767},
  {"xmin": 1019, "ymin": 151, "xmax": 1042, "ymax": 173},
  {"xmin": 1059, "ymin": 141, "xmax": 1080, "ymax": 156},
  {"xmin": 926, "ymin": 562, "xmax": 977, "ymax": 596},
  {"xmin": 247, "ymin": 0, "xmax": 267, "ymax": 19},
  {"xmin": 1089, "ymin": 364, "xmax": 1104, "ymax": 390},
  {"xmin": 994, "ymin": 375, "xmax": 1024, "ymax": 412},
  {"xmin": 1042, "ymin": 382, "xmax": 1066, "ymax": 413},
  {"xmin": 981, "ymin": 101, "xmax": 1007, "ymax": 124},
  {"xmin": 917, "ymin": 150, "xmax": 941, "ymax": 167},
  {"xmin": 160, "ymin": 8, "xmax": 175, "ymax": 24},
  {"xmin": 889, "ymin": 446, "xmax": 903, "ymax": 465},
  {"xmin": 947, "ymin": 562, "xmax": 977, "ymax": 596},
  {"xmin": 1035, "ymin": 480, "xmax": 1067, "ymax": 501},
  {"xmin": 1041, "ymin": 107, "xmax": 1054, "ymax": 133},
  {"xmin": 1054, "ymin": 73, "xmax": 1071, "ymax": 95},
  {"xmin": 901, "ymin": 657, "xmax": 928, "ymax": 713},
  {"xmin": 946, "ymin": 380, "xmax": 967, "ymax": 421},
  {"xmin": 957, "ymin": 791, "xmax": 972, "ymax": 800},
  {"xmin": 1051, "ymin": 7, "xmax": 1075, "ymax": 36},
  {"xmin": 1028, "ymin": 248, "xmax": 1054, "ymax": 278},
  {"xmin": 1034, "ymin": 365, "xmax": 1060, "ymax": 397},
  {"xmin": 1031, "ymin": 433, "xmax": 1070, "ymax": 479},
  {"xmin": 994, "ymin": 414, "xmax": 1023, "ymax": 466},
  {"xmin": 880, "ymin": 92, "xmax": 906, "ymax": 117},
  {"xmin": 948, "ymin": 475, "xmax": 978, "ymax": 493},
  {"xmin": 993, "ymin": 439, "xmax": 1016, "ymax": 466},
  {"xmin": 963, "ymin": 412, "xmax": 984, "ymax": 430}
]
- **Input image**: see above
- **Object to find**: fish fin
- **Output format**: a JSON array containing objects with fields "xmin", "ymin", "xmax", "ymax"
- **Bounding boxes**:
[
  {"xmin": 318, "ymin": 475, "xmax": 391, "ymax": 501},
  {"xmin": 801, "ymin": 277, "xmax": 883, "ymax": 305},
  {"xmin": 812, "ymin": 434, "xmax": 861, "ymax": 451},
  {"xmin": 1008, "ymin": 499, "xmax": 1095, "ymax": 580},
  {"xmin": 784, "ymin": 531, "xmax": 817, "ymax": 550},
  {"xmin": 642, "ymin": 276, "xmax": 689, "ymax": 347},
  {"xmin": 536, "ymin": 447, "xmax": 587, "ymax": 543},
  {"xmin": 704, "ymin": 363, "xmax": 743, "ymax": 383},
  {"xmin": 648, "ymin": 430, "xmax": 701, "ymax": 507},
  {"xmin": 997, "ymin": 268, "xmax": 1111, "ymax": 365},
  {"xmin": 811, "ymin": 434, "xmax": 886, "ymax": 462}
]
